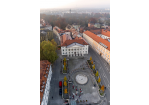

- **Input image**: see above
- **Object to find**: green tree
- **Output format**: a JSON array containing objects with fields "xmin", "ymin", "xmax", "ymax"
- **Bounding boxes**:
[
  {"xmin": 64, "ymin": 61, "xmax": 66, "ymax": 66},
  {"xmin": 63, "ymin": 65, "xmax": 66, "ymax": 70},
  {"xmin": 40, "ymin": 40, "xmax": 58, "ymax": 63},
  {"xmin": 98, "ymin": 77, "xmax": 101, "ymax": 83},
  {"xmin": 90, "ymin": 56, "xmax": 92, "ymax": 61},
  {"xmin": 64, "ymin": 81, "xmax": 67, "ymax": 86},
  {"xmin": 64, "ymin": 57, "xmax": 66, "ymax": 62},
  {"xmin": 93, "ymin": 64, "xmax": 95, "ymax": 70},
  {"xmin": 91, "ymin": 60, "xmax": 93, "ymax": 65},
  {"xmin": 64, "ymin": 76, "xmax": 67, "ymax": 81},
  {"xmin": 95, "ymin": 71, "xmax": 99, "ymax": 77}
]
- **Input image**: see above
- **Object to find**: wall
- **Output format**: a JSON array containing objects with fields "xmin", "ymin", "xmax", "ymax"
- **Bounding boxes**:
[{"xmin": 61, "ymin": 45, "xmax": 89, "ymax": 56}]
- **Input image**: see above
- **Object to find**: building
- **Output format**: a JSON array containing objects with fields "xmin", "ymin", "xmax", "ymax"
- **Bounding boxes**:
[
  {"xmin": 101, "ymin": 29, "xmax": 110, "ymax": 37},
  {"xmin": 88, "ymin": 22, "xmax": 95, "ymax": 28},
  {"xmin": 60, "ymin": 34, "xmax": 72, "ymax": 46},
  {"xmin": 72, "ymin": 23, "xmax": 80, "ymax": 30},
  {"xmin": 66, "ymin": 24, "xmax": 73, "ymax": 30},
  {"xmin": 83, "ymin": 31, "xmax": 110, "ymax": 64},
  {"xmin": 40, "ymin": 60, "xmax": 52, "ymax": 105},
  {"xmin": 94, "ymin": 23, "xmax": 100, "ymax": 28},
  {"xmin": 53, "ymin": 26, "xmax": 65, "ymax": 41},
  {"xmin": 61, "ymin": 39, "xmax": 89, "ymax": 57},
  {"xmin": 45, "ymin": 25, "xmax": 52, "ymax": 31},
  {"xmin": 40, "ymin": 30, "xmax": 53, "ymax": 42}
]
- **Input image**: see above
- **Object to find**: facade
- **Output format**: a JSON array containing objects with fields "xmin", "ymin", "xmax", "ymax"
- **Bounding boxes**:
[
  {"xmin": 40, "ymin": 60, "xmax": 52, "ymax": 105},
  {"xmin": 94, "ymin": 23, "xmax": 100, "ymax": 28},
  {"xmin": 83, "ymin": 31, "xmax": 110, "ymax": 64},
  {"xmin": 53, "ymin": 26, "xmax": 64, "ymax": 41},
  {"xmin": 61, "ymin": 39, "xmax": 89, "ymax": 57},
  {"xmin": 40, "ymin": 30, "xmax": 53, "ymax": 42}
]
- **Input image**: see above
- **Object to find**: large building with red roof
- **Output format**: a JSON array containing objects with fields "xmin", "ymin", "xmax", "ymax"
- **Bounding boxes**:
[
  {"xmin": 83, "ymin": 31, "xmax": 110, "ymax": 64},
  {"xmin": 61, "ymin": 39, "xmax": 89, "ymax": 57},
  {"xmin": 40, "ymin": 60, "xmax": 52, "ymax": 105}
]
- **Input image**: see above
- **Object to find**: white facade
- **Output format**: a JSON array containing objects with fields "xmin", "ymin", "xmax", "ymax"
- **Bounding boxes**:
[
  {"xmin": 61, "ymin": 43, "xmax": 89, "ymax": 57},
  {"xmin": 41, "ymin": 65, "xmax": 52, "ymax": 105}
]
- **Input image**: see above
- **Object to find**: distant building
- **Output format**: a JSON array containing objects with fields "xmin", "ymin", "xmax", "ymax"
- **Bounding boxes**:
[
  {"xmin": 40, "ymin": 30, "xmax": 53, "ymax": 42},
  {"xmin": 72, "ymin": 23, "xmax": 80, "ymax": 30},
  {"xmin": 88, "ymin": 22, "xmax": 94, "ymax": 28},
  {"xmin": 61, "ymin": 39, "xmax": 89, "ymax": 57},
  {"xmin": 45, "ymin": 25, "xmax": 52, "ymax": 31},
  {"xmin": 40, "ymin": 60, "xmax": 52, "ymax": 105},
  {"xmin": 83, "ymin": 31, "xmax": 110, "ymax": 64},
  {"xmin": 66, "ymin": 24, "xmax": 73, "ymax": 30},
  {"xmin": 94, "ymin": 23, "xmax": 100, "ymax": 28}
]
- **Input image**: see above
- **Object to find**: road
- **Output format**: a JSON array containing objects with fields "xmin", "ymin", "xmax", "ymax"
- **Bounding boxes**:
[{"xmin": 88, "ymin": 46, "xmax": 110, "ymax": 104}]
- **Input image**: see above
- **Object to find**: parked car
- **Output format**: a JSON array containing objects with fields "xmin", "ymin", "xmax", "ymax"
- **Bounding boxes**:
[
  {"xmin": 59, "ymin": 88, "xmax": 62, "ymax": 95},
  {"xmin": 59, "ymin": 81, "xmax": 62, "ymax": 88}
]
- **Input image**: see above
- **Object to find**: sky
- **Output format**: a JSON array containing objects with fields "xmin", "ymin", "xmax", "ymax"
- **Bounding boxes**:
[{"xmin": 40, "ymin": 0, "xmax": 110, "ymax": 9}]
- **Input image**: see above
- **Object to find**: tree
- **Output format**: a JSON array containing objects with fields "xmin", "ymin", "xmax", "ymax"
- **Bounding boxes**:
[
  {"xmin": 64, "ymin": 88, "xmax": 68, "ymax": 94},
  {"xmin": 90, "ymin": 56, "xmax": 92, "ymax": 61},
  {"xmin": 64, "ymin": 81, "xmax": 67, "ymax": 86},
  {"xmin": 98, "ymin": 77, "xmax": 101, "ymax": 83},
  {"xmin": 63, "ymin": 65, "xmax": 66, "ymax": 70},
  {"xmin": 40, "ymin": 40, "xmax": 58, "ymax": 63},
  {"xmin": 89, "ymin": 18, "xmax": 97, "ymax": 23},
  {"xmin": 64, "ymin": 57, "xmax": 66, "ymax": 62},
  {"xmin": 91, "ymin": 60, "xmax": 93, "ymax": 65},
  {"xmin": 95, "ymin": 71, "xmax": 99, "ymax": 77},
  {"xmin": 64, "ymin": 76, "xmax": 67, "ymax": 81},
  {"xmin": 101, "ymin": 85, "xmax": 105, "ymax": 92},
  {"xmin": 64, "ymin": 61, "xmax": 66, "ymax": 66},
  {"xmin": 93, "ymin": 64, "xmax": 95, "ymax": 70}
]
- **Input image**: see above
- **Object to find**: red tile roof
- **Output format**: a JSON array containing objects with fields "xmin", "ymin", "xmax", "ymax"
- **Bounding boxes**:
[
  {"xmin": 84, "ymin": 31, "xmax": 110, "ymax": 51},
  {"xmin": 61, "ymin": 39, "xmax": 88, "ymax": 46},
  {"xmin": 101, "ymin": 29, "xmax": 110, "ymax": 37}
]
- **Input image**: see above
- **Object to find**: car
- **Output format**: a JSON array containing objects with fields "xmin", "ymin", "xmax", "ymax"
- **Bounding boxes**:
[
  {"xmin": 59, "ymin": 81, "xmax": 62, "ymax": 88},
  {"xmin": 59, "ymin": 88, "xmax": 62, "ymax": 95}
]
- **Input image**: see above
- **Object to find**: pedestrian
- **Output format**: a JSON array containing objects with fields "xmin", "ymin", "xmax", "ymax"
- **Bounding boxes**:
[
  {"xmin": 105, "ymin": 87, "xmax": 106, "ymax": 90},
  {"xmin": 52, "ymin": 96, "xmax": 53, "ymax": 99}
]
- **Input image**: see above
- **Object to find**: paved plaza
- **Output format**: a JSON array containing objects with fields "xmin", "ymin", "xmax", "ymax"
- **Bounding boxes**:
[{"xmin": 47, "ymin": 33, "xmax": 110, "ymax": 105}]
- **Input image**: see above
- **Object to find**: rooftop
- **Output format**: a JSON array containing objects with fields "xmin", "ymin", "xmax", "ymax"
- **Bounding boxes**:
[
  {"xmin": 61, "ymin": 39, "xmax": 88, "ymax": 46},
  {"xmin": 40, "ymin": 60, "xmax": 51, "ymax": 104},
  {"xmin": 84, "ymin": 31, "xmax": 110, "ymax": 51}
]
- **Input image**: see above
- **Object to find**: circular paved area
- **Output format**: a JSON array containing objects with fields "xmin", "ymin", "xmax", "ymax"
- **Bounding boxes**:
[{"xmin": 75, "ymin": 74, "xmax": 88, "ymax": 85}]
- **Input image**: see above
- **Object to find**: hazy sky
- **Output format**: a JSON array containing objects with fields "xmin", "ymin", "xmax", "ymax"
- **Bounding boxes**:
[{"xmin": 40, "ymin": 0, "xmax": 110, "ymax": 9}]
